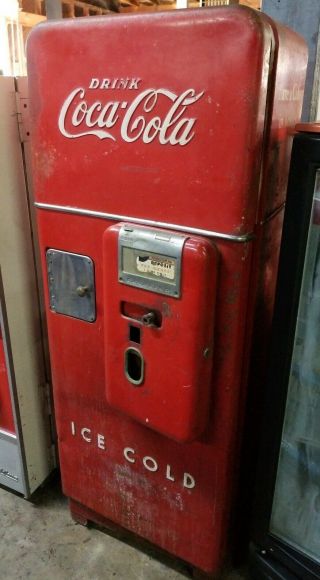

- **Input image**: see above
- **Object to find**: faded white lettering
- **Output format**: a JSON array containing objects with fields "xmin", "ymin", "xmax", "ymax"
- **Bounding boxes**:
[
  {"xmin": 124, "ymin": 447, "xmax": 136, "ymax": 463},
  {"xmin": 183, "ymin": 472, "xmax": 196, "ymax": 489},
  {"xmin": 143, "ymin": 456, "xmax": 158, "ymax": 472},
  {"xmin": 89, "ymin": 78, "xmax": 99, "ymax": 89},
  {"xmin": 97, "ymin": 434, "xmax": 105, "ymax": 450},
  {"xmin": 166, "ymin": 465, "xmax": 175, "ymax": 482},
  {"xmin": 81, "ymin": 427, "xmax": 92, "ymax": 443},
  {"xmin": 70, "ymin": 421, "xmax": 196, "ymax": 490}
]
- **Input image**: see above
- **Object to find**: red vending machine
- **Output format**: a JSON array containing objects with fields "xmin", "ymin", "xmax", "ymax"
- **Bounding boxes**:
[{"xmin": 27, "ymin": 7, "xmax": 307, "ymax": 575}]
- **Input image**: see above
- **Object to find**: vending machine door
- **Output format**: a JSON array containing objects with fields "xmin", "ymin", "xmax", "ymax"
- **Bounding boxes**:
[
  {"xmin": 103, "ymin": 223, "xmax": 218, "ymax": 443},
  {"xmin": 269, "ymin": 173, "xmax": 320, "ymax": 566},
  {"xmin": 251, "ymin": 127, "xmax": 320, "ymax": 580}
]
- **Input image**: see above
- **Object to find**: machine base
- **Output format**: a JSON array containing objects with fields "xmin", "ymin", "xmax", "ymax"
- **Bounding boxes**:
[
  {"xmin": 249, "ymin": 544, "xmax": 299, "ymax": 580},
  {"xmin": 69, "ymin": 498, "xmax": 219, "ymax": 579}
]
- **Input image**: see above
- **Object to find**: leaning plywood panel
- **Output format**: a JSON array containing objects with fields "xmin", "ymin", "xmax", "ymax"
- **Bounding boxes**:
[{"xmin": 0, "ymin": 76, "xmax": 55, "ymax": 496}]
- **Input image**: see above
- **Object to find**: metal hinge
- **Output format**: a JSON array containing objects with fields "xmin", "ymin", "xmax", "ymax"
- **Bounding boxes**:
[
  {"xmin": 14, "ymin": 80, "xmax": 30, "ymax": 144},
  {"xmin": 44, "ymin": 382, "xmax": 57, "ymax": 468},
  {"xmin": 49, "ymin": 442, "xmax": 57, "ymax": 469},
  {"xmin": 44, "ymin": 381, "xmax": 53, "ymax": 416}
]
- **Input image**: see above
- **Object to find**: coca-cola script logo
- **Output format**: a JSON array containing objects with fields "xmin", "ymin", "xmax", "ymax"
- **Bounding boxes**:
[{"xmin": 58, "ymin": 79, "xmax": 204, "ymax": 146}]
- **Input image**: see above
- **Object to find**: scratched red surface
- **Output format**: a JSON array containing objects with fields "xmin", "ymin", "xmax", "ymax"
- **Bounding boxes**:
[{"xmin": 27, "ymin": 7, "xmax": 307, "ymax": 573}]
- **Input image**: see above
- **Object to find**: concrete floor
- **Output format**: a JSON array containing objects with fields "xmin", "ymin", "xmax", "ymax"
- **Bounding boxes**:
[{"xmin": 0, "ymin": 475, "xmax": 248, "ymax": 580}]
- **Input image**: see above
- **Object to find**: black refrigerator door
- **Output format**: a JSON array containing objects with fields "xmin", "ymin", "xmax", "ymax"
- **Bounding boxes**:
[{"xmin": 250, "ymin": 128, "xmax": 320, "ymax": 580}]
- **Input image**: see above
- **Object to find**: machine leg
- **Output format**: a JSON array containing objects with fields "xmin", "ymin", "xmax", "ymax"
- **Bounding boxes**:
[{"xmin": 69, "ymin": 499, "xmax": 88, "ymax": 526}]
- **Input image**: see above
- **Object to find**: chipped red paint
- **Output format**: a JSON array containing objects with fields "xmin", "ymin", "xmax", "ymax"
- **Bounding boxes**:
[{"xmin": 27, "ymin": 7, "xmax": 307, "ymax": 574}]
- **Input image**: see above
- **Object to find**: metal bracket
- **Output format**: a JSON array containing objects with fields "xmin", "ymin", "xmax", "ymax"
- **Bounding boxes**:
[{"xmin": 14, "ymin": 82, "xmax": 30, "ymax": 144}]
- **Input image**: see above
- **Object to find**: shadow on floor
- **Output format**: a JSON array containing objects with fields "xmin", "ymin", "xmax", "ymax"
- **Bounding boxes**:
[{"xmin": 0, "ymin": 474, "xmax": 248, "ymax": 580}]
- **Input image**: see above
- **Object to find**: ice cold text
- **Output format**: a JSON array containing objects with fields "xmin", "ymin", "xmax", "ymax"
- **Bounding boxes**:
[{"xmin": 70, "ymin": 421, "xmax": 196, "ymax": 490}]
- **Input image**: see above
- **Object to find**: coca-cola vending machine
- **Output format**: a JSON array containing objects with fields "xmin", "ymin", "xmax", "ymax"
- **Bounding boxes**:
[{"xmin": 27, "ymin": 7, "xmax": 307, "ymax": 575}]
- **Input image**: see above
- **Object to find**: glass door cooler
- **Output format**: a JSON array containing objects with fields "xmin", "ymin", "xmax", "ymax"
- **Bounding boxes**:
[{"xmin": 250, "ymin": 124, "xmax": 320, "ymax": 580}]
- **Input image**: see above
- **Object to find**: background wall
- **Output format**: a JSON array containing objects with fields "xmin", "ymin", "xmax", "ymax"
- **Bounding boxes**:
[{"xmin": 262, "ymin": 0, "xmax": 320, "ymax": 121}]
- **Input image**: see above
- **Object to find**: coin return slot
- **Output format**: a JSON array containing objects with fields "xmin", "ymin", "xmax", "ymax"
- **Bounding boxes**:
[
  {"xmin": 129, "ymin": 325, "xmax": 141, "ymax": 344},
  {"xmin": 125, "ymin": 348, "xmax": 144, "ymax": 386}
]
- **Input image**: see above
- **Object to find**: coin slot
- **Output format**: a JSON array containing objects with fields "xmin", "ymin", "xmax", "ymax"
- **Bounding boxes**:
[
  {"xmin": 129, "ymin": 325, "xmax": 141, "ymax": 344},
  {"xmin": 125, "ymin": 348, "xmax": 144, "ymax": 386}
]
